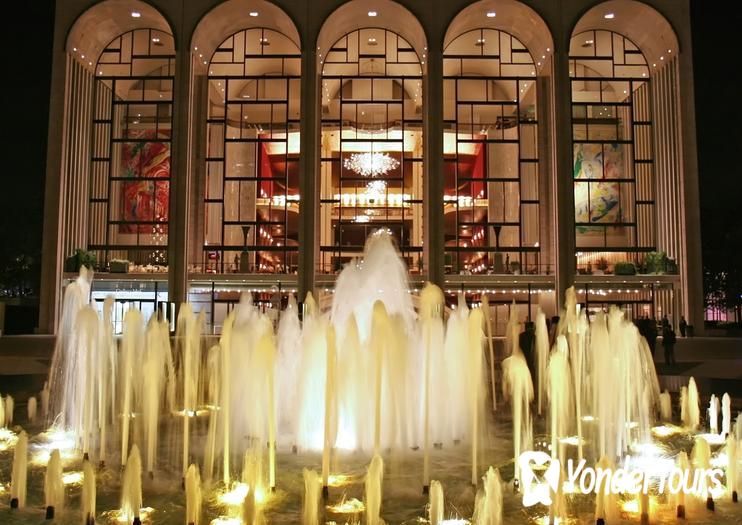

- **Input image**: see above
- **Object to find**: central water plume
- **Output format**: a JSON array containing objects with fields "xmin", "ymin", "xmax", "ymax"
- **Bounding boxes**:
[{"xmin": 331, "ymin": 230, "xmax": 414, "ymax": 344}]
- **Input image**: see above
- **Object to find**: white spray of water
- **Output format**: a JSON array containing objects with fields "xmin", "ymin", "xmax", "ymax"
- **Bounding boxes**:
[
  {"xmin": 47, "ymin": 268, "xmax": 92, "ymax": 432},
  {"xmin": 121, "ymin": 445, "xmax": 143, "ymax": 523},
  {"xmin": 302, "ymin": 468, "xmax": 321, "ymax": 525},
  {"xmin": 120, "ymin": 309, "xmax": 144, "ymax": 465},
  {"xmin": 27, "ymin": 396, "xmax": 37, "ymax": 424},
  {"xmin": 726, "ymin": 435, "xmax": 738, "ymax": 500},
  {"xmin": 420, "ymin": 283, "xmax": 444, "ymax": 487},
  {"xmin": 4, "ymin": 395, "xmax": 14, "ymax": 426},
  {"xmin": 659, "ymin": 390, "xmax": 672, "ymax": 421},
  {"xmin": 365, "ymin": 454, "xmax": 384, "ymax": 525},
  {"xmin": 548, "ymin": 336, "xmax": 572, "ymax": 461},
  {"xmin": 481, "ymin": 296, "xmax": 497, "ymax": 412},
  {"xmin": 722, "ymin": 393, "xmax": 732, "ymax": 437},
  {"xmin": 142, "ymin": 317, "xmax": 171, "ymax": 475},
  {"xmin": 185, "ymin": 463, "xmax": 202, "ymax": 525},
  {"xmin": 468, "ymin": 308, "xmax": 485, "ymax": 485},
  {"xmin": 322, "ymin": 325, "xmax": 337, "ymax": 491},
  {"xmin": 429, "ymin": 479, "xmax": 444, "ymax": 525},
  {"xmin": 10, "ymin": 430, "xmax": 28, "ymax": 508},
  {"xmin": 709, "ymin": 394, "xmax": 720, "ymax": 434},
  {"xmin": 82, "ymin": 459, "xmax": 96, "ymax": 525},
  {"xmin": 44, "ymin": 448, "xmax": 64, "ymax": 513},
  {"xmin": 473, "ymin": 467, "xmax": 503, "ymax": 525},
  {"xmin": 594, "ymin": 456, "xmax": 618, "ymax": 523},
  {"xmin": 502, "ymin": 346, "xmax": 533, "ymax": 483}
]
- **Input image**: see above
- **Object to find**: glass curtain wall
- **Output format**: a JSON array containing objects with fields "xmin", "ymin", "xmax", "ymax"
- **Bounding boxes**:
[
  {"xmin": 570, "ymin": 30, "xmax": 655, "ymax": 274},
  {"xmin": 89, "ymin": 29, "xmax": 175, "ymax": 269},
  {"xmin": 443, "ymin": 29, "xmax": 540, "ymax": 275},
  {"xmin": 319, "ymin": 29, "xmax": 424, "ymax": 274},
  {"xmin": 202, "ymin": 28, "xmax": 301, "ymax": 274}
]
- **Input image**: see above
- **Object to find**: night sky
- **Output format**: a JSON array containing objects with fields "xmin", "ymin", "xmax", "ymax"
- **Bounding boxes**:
[{"xmin": 0, "ymin": 1, "xmax": 739, "ymax": 306}]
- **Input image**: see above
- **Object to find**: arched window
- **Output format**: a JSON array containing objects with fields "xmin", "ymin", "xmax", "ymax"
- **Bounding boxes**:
[
  {"xmin": 89, "ymin": 28, "xmax": 175, "ymax": 267},
  {"xmin": 319, "ymin": 29, "xmax": 423, "ymax": 273},
  {"xmin": 443, "ymin": 28, "xmax": 540, "ymax": 275},
  {"xmin": 570, "ymin": 29, "xmax": 654, "ymax": 270},
  {"xmin": 202, "ymin": 28, "xmax": 301, "ymax": 274}
]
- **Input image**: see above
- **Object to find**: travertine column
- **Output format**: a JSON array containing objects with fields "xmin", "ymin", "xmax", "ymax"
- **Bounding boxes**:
[
  {"xmin": 299, "ymin": 48, "xmax": 319, "ymax": 298},
  {"xmin": 425, "ymin": 49, "xmax": 444, "ymax": 287}
]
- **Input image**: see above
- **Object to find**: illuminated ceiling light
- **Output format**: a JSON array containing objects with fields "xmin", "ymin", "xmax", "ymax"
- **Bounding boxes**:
[
  {"xmin": 260, "ymin": 37, "xmax": 270, "ymax": 45},
  {"xmin": 476, "ymin": 38, "xmax": 485, "ymax": 46},
  {"xmin": 249, "ymin": 11, "xmax": 259, "ymax": 17},
  {"xmin": 486, "ymin": 11, "xmax": 496, "ymax": 17},
  {"xmin": 344, "ymin": 152, "xmax": 399, "ymax": 177},
  {"xmin": 152, "ymin": 37, "xmax": 160, "ymax": 43},
  {"xmin": 131, "ymin": 11, "xmax": 141, "ymax": 18},
  {"xmin": 604, "ymin": 12, "xmax": 615, "ymax": 19},
  {"xmin": 367, "ymin": 10, "xmax": 377, "ymax": 16}
]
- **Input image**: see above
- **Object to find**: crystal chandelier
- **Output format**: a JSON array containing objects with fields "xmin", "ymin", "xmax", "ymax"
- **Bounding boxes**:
[{"xmin": 343, "ymin": 152, "xmax": 399, "ymax": 177}]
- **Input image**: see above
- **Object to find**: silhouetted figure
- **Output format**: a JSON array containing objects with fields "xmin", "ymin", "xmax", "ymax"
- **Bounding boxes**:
[
  {"xmin": 549, "ymin": 315, "xmax": 560, "ymax": 348},
  {"xmin": 679, "ymin": 316, "xmax": 687, "ymax": 337},
  {"xmin": 662, "ymin": 325, "xmax": 677, "ymax": 365},
  {"xmin": 519, "ymin": 322, "xmax": 536, "ymax": 383},
  {"xmin": 647, "ymin": 319, "xmax": 658, "ymax": 358}
]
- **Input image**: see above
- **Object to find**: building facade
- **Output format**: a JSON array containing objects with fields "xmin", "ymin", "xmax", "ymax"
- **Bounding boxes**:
[{"xmin": 40, "ymin": 0, "xmax": 703, "ymax": 334}]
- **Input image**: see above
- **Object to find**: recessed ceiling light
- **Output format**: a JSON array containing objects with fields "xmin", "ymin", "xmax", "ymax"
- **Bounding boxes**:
[
  {"xmin": 249, "ymin": 11, "xmax": 259, "ymax": 17},
  {"xmin": 368, "ymin": 10, "xmax": 377, "ymax": 17},
  {"xmin": 486, "ymin": 11, "xmax": 496, "ymax": 17},
  {"xmin": 604, "ymin": 13, "xmax": 615, "ymax": 19},
  {"xmin": 131, "ymin": 11, "xmax": 141, "ymax": 18}
]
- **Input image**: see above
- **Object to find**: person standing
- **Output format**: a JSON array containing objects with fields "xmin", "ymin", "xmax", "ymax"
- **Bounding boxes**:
[
  {"xmin": 662, "ymin": 325, "xmax": 677, "ymax": 365},
  {"xmin": 679, "ymin": 316, "xmax": 688, "ymax": 337}
]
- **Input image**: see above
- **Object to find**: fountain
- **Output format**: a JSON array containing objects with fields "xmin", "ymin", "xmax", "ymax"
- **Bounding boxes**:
[
  {"xmin": 684, "ymin": 377, "xmax": 701, "ymax": 430},
  {"xmin": 534, "ymin": 309, "xmax": 549, "ymax": 417},
  {"xmin": 429, "ymin": 479, "xmax": 444, "ymax": 525},
  {"xmin": 660, "ymin": 390, "xmax": 672, "ymax": 421},
  {"xmin": 473, "ymin": 467, "xmax": 503, "ymax": 525},
  {"xmin": 691, "ymin": 436, "xmax": 714, "ymax": 510},
  {"xmin": 727, "ymin": 435, "xmax": 738, "ymax": 503},
  {"xmin": 502, "ymin": 340, "xmax": 533, "ymax": 485},
  {"xmin": 10, "ymin": 430, "xmax": 27, "ymax": 508},
  {"xmin": 27, "ymin": 396, "xmax": 37, "ymax": 424},
  {"xmin": 121, "ymin": 445, "xmax": 143, "ymax": 524},
  {"xmin": 44, "ymin": 448, "xmax": 64, "ymax": 518},
  {"xmin": 710, "ymin": 394, "xmax": 720, "ymax": 434},
  {"xmin": 5, "ymin": 395, "xmax": 14, "ymax": 426},
  {"xmin": 185, "ymin": 464, "xmax": 202, "ymax": 525},
  {"xmin": 82, "ymin": 459, "xmax": 96, "ymax": 525},
  {"xmin": 1, "ymin": 229, "xmax": 739, "ymax": 525},
  {"xmin": 365, "ymin": 454, "xmax": 384, "ymax": 525},
  {"xmin": 302, "ymin": 469, "xmax": 321, "ymax": 525},
  {"xmin": 723, "ymin": 393, "xmax": 732, "ymax": 437}
]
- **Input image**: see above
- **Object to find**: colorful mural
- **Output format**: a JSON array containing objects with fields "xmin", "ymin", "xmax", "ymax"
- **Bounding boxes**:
[{"xmin": 119, "ymin": 130, "xmax": 170, "ymax": 234}]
